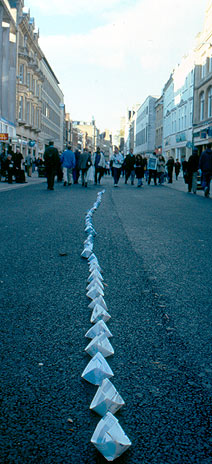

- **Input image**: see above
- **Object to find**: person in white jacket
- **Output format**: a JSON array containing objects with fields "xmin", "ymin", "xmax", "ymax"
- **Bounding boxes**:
[{"xmin": 111, "ymin": 146, "xmax": 124, "ymax": 187}]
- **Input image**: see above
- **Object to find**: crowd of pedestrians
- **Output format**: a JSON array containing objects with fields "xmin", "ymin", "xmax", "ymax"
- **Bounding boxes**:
[{"xmin": 1, "ymin": 141, "xmax": 212, "ymax": 197}]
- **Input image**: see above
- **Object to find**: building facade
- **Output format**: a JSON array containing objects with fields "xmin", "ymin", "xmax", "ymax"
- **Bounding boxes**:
[
  {"xmin": 16, "ymin": 4, "xmax": 44, "ymax": 158},
  {"xmin": 193, "ymin": 0, "xmax": 212, "ymax": 153},
  {"xmin": 40, "ymin": 56, "xmax": 64, "ymax": 154},
  {"xmin": 135, "ymin": 96, "xmax": 158, "ymax": 155},
  {"xmin": 163, "ymin": 51, "xmax": 195, "ymax": 162},
  {"xmin": 155, "ymin": 95, "xmax": 163, "ymax": 154},
  {"xmin": 0, "ymin": 0, "xmax": 17, "ymax": 147}
]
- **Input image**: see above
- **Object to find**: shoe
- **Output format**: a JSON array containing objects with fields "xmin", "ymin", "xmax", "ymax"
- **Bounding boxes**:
[
  {"xmin": 50, "ymin": 187, "xmax": 54, "ymax": 190},
  {"xmin": 114, "ymin": 184, "xmax": 118, "ymax": 187},
  {"xmin": 64, "ymin": 181, "xmax": 67, "ymax": 186},
  {"xmin": 85, "ymin": 182, "xmax": 87, "ymax": 187},
  {"xmin": 68, "ymin": 183, "xmax": 72, "ymax": 186},
  {"xmin": 131, "ymin": 182, "xmax": 134, "ymax": 185}
]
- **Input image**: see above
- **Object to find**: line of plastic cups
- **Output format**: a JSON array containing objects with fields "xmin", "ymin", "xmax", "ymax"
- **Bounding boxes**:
[{"xmin": 81, "ymin": 190, "xmax": 132, "ymax": 462}]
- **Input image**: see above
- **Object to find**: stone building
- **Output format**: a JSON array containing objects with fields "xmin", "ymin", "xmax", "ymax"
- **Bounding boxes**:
[
  {"xmin": 155, "ymin": 95, "xmax": 163, "ymax": 154},
  {"xmin": 16, "ymin": 3, "xmax": 44, "ymax": 158},
  {"xmin": 0, "ymin": 0, "xmax": 17, "ymax": 146},
  {"xmin": 163, "ymin": 50, "xmax": 195, "ymax": 162},
  {"xmin": 193, "ymin": 0, "xmax": 212, "ymax": 153},
  {"xmin": 39, "ymin": 56, "xmax": 64, "ymax": 154},
  {"xmin": 135, "ymin": 96, "xmax": 158, "ymax": 155}
]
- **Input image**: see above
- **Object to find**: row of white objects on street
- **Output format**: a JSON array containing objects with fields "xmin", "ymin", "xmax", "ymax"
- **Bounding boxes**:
[{"xmin": 81, "ymin": 190, "xmax": 131, "ymax": 461}]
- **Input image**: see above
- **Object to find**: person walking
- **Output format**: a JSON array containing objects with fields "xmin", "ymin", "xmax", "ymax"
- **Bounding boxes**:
[
  {"xmin": 44, "ymin": 141, "xmax": 60, "ymax": 190},
  {"xmin": 174, "ymin": 159, "xmax": 181, "ymax": 180},
  {"xmin": 187, "ymin": 148, "xmax": 199, "ymax": 194},
  {"xmin": 13, "ymin": 147, "xmax": 25, "ymax": 183},
  {"xmin": 92, "ymin": 147, "xmax": 106, "ymax": 184},
  {"xmin": 60, "ymin": 145, "xmax": 76, "ymax": 186},
  {"xmin": 148, "ymin": 152, "xmax": 158, "ymax": 185},
  {"xmin": 135, "ymin": 154, "xmax": 145, "ymax": 187},
  {"xmin": 157, "ymin": 154, "xmax": 166, "ymax": 185},
  {"xmin": 199, "ymin": 144, "xmax": 212, "ymax": 197},
  {"xmin": 5, "ymin": 153, "xmax": 14, "ymax": 184},
  {"xmin": 111, "ymin": 146, "xmax": 124, "ymax": 187},
  {"xmin": 79, "ymin": 148, "xmax": 91, "ymax": 187},
  {"xmin": 124, "ymin": 148, "xmax": 136, "ymax": 185},
  {"xmin": 25, "ymin": 152, "xmax": 33, "ymax": 177},
  {"xmin": 166, "ymin": 156, "xmax": 174, "ymax": 183},
  {"xmin": 73, "ymin": 149, "xmax": 80, "ymax": 184}
]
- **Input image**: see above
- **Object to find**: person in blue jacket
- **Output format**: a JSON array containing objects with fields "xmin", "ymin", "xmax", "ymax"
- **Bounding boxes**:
[{"xmin": 60, "ymin": 145, "xmax": 76, "ymax": 186}]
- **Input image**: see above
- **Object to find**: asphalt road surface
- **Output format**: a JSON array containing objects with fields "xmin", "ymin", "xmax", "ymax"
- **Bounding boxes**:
[{"xmin": 1, "ymin": 176, "xmax": 212, "ymax": 463}]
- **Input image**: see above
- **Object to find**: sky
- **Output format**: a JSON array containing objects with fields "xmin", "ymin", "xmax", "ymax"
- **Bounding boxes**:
[{"xmin": 23, "ymin": 0, "xmax": 208, "ymax": 135}]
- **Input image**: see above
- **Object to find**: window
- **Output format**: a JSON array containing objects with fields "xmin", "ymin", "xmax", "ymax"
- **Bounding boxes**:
[
  {"xmin": 27, "ymin": 72, "xmax": 30, "ymax": 88},
  {"xmin": 18, "ymin": 96, "xmax": 24, "ymax": 120},
  {"xmin": 208, "ymin": 87, "xmax": 212, "ymax": 117},
  {"xmin": 19, "ymin": 64, "xmax": 24, "ymax": 84},
  {"xmin": 184, "ymin": 105, "xmax": 187, "ymax": 128},
  {"xmin": 201, "ymin": 61, "xmax": 206, "ymax": 79},
  {"xmin": 26, "ymin": 101, "xmax": 30, "ymax": 123},
  {"xmin": 32, "ymin": 105, "xmax": 35, "ymax": 126},
  {"xmin": 190, "ymin": 102, "xmax": 193, "ymax": 125},
  {"xmin": 200, "ymin": 92, "xmax": 205, "ymax": 120}
]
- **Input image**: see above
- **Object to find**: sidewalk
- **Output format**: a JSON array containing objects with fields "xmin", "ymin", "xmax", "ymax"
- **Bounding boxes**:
[
  {"xmin": 0, "ymin": 171, "xmax": 45, "ymax": 192},
  {"xmin": 163, "ymin": 175, "xmax": 206, "ymax": 198}
]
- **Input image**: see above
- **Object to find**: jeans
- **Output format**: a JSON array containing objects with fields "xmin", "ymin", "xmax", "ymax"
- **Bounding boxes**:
[
  {"xmin": 63, "ymin": 167, "xmax": 73, "ymax": 184},
  {"xmin": 113, "ymin": 167, "xmax": 121, "ymax": 185},
  {"xmin": 202, "ymin": 172, "xmax": 211, "ymax": 193}
]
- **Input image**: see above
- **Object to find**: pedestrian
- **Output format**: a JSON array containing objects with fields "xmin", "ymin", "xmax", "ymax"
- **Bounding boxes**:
[
  {"xmin": 5, "ymin": 153, "xmax": 14, "ymax": 184},
  {"xmin": 13, "ymin": 147, "xmax": 25, "ymax": 183},
  {"xmin": 187, "ymin": 147, "xmax": 199, "ymax": 194},
  {"xmin": 166, "ymin": 156, "xmax": 174, "ymax": 183},
  {"xmin": 148, "ymin": 152, "xmax": 158, "ymax": 185},
  {"xmin": 92, "ymin": 147, "xmax": 106, "ymax": 184},
  {"xmin": 174, "ymin": 158, "xmax": 181, "ymax": 180},
  {"xmin": 111, "ymin": 146, "xmax": 124, "ymax": 187},
  {"xmin": 157, "ymin": 154, "xmax": 166, "ymax": 184},
  {"xmin": 124, "ymin": 148, "xmax": 136, "ymax": 185},
  {"xmin": 44, "ymin": 141, "xmax": 60, "ymax": 190},
  {"xmin": 199, "ymin": 143, "xmax": 212, "ymax": 197},
  {"xmin": 73, "ymin": 149, "xmax": 80, "ymax": 184},
  {"xmin": 25, "ymin": 152, "xmax": 33, "ymax": 177},
  {"xmin": 135, "ymin": 154, "xmax": 145, "ymax": 187},
  {"xmin": 60, "ymin": 145, "xmax": 76, "ymax": 186},
  {"xmin": 78, "ymin": 147, "xmax": 92, "ymax": 187}
]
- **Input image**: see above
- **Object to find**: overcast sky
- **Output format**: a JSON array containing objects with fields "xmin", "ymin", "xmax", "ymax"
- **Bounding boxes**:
[{"xmin": 24, "ymin": 0, "xmax": 208, "ymax": 134}]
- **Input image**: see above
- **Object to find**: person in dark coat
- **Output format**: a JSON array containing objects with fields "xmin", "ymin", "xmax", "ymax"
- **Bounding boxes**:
[
  {"xmin": 44, "ymin": 141, "xmax": 60, "ymax": 190},
  {"xmin": 73, "ymin": 150, "xmax": 80, "ymax": 184},
  {"xmin": 199, "ymin": 144, "xmax": 212, "ymax": 197},
  {"xmin": 174, "ymin": 159, "xmax": 181, "ymax": 180},
  {"xmin": 124, "ymin": 149, "xmax": 136, "ymax": 184},
  {"xmin": 13, "ymin": 147, "xmax": 25, "ymax": 183},
  {"xmin": 5, "ymin": 153, "xmax": 14, "ymax": 184},
  {"xmin": 135, "ymin": 154, "xmax": 145, "ymax": 187},
  {"xmin": 166, "ymin": 156, "xmax": 174, "ymax": 183},
  {"xmin": 187, "ymin": 147, "xmax": 199, "ymax": 194},
  {"xmin": 78, "ymin": 148, "xmax": 91, "ymax": 187}
]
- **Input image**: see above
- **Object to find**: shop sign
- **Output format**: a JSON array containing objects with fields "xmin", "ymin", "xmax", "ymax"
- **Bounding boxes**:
[{"xmin": 0, "ymin": 133, "xmax": 8, "ymax": 141}]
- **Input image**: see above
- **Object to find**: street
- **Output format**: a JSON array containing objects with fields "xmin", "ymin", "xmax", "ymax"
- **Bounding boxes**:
[{"xmin": 1, "ymin": 175, "xmax": 212, "ymax": 464}]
